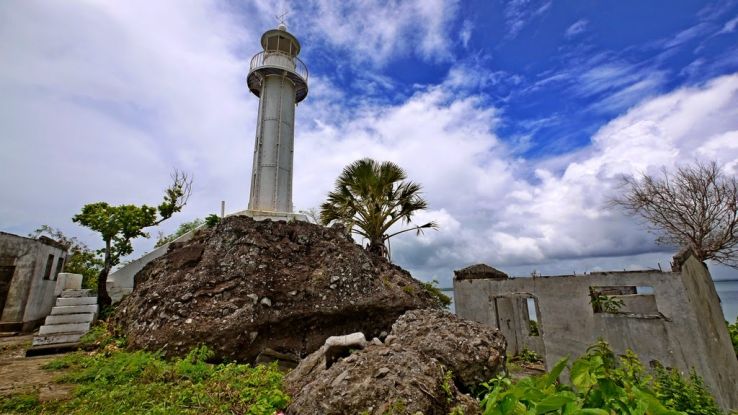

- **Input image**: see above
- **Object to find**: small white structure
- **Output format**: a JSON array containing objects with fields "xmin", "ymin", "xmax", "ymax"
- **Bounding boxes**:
[
  {"xmin": 0, "ymin": 232, "xmax": 68, "ymax": 332},
  {"xmin": 242, "ymin": 22, "xmax": 308, "ymax": 219}
]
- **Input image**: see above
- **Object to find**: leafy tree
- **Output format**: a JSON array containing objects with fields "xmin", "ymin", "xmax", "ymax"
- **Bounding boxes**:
[
  {"xmin": 611, "ymin": 161, "xmax": 738, "ymax": 268},
  {"xmin": 29, "ymin": 225, "xmax": 103, "ymax": 291},
  {"xmin": 73, "ymin": 170, "xmax": 192, "ymax": 307},
  {"xmin": 154, "ymin": 218, "xmax": 204, "ymax": 247},
  {"xmin": 320, "ymin": 158, "xmax": 436, "ymax": 258}
]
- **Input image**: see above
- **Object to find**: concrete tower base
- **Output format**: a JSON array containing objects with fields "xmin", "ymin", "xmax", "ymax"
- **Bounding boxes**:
[{"xmin": 231, "ymin": 209, "xmax": 308, "ymax": 222}]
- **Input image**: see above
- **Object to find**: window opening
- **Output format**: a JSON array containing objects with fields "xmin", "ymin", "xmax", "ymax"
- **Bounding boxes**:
[
  {"xmin": 43, "ymin": 254, "xmax": 54, "ymax": 280},
  {"xmin": 590, "ymin": 285, "xmax": 658, "ymax": 315},
  {"xmin": 526, "ymin": 297, "xmax": 540, "ymax": 336}
]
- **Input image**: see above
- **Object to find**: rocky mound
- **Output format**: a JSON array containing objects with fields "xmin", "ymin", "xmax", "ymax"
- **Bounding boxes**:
[
  {"xmin": 285, "ymin": 310, "xmax": 506, "ymax": 415},
  {"xmin": 390, "ymin": 309, "xmax": 506, "ymax": 391},
  {"xmin": 112, "ymin": 216, "xmax": 442, "ymax": 362}
]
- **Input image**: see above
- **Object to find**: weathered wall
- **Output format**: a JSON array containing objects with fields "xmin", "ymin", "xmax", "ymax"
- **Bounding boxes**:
[
  {"xmin": 0, "ymin": 232, "xmax": 66, "ymax": 331},
  {"xmin": 454, "ymin": 257, "xmax": 738, "ymax": 411}
]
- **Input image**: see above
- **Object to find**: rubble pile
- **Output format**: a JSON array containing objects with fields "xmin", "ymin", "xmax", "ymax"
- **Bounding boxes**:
[
  {"xmin": 285, "ymin": 310, "xmax": 506, "ymax": 415},
  {"xmin": 112, "ymin": 216, "xmax": 442, "ymax": 362}
]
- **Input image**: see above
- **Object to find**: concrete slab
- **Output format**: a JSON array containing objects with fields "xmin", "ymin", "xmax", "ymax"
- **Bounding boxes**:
[
  {"xmin": 50, "ymin": 305, "xmax": 98, "ymax": 315},
  {"xmin": 38, "ymin": 322, "xmax": 90, "ymax": 335},
  {"xmin": 56, "ymin": 296, "xmax": 97, "ymax": 306},
  {"xmin": 32, "ymin": 333, "xmax": 82, "ymax": 346},
  {"xmin": 60, "ymin": 289, "xmax": 92, "ymax": 298},
  {"xmin": 44, "ymin": 313, "xmax": 95, "ymax": 325}
]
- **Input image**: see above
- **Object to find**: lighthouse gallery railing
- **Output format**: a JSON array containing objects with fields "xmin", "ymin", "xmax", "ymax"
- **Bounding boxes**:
[{"xmin": 249, "ymin": 51, "xmax": 308, "ymax": 83}]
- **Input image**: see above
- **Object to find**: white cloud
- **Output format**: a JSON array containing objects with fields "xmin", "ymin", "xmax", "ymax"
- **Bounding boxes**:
[
  {"xmin": 719, "ymin": 15, "xmax": 738, "ymax": 33},
  {"xmin": 1, "ymin": 1, "xmax": 737, "ymax": 292},
  {"xmin": 565, "ymin": 19, "xmax": 588, "ymax": 38},
  {"xmin": 460, "ymin": 20, "xmax": 473, "ymax": 48},
  {"xmin": 291, "ymin": 0, "xmax": 459, "ymax": 66},
  {"xmin": 504, "ymin": 0, "xmax": 552, "ymax": 39}
]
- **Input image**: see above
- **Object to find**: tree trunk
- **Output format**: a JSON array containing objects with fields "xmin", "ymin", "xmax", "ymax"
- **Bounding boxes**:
[
  {"xmin": 97, "ymin": 240, "xmax": 113, "ymax": 310},
  {"xmin": 367, "ymin": 239, "xmax": 386, "ymax": 257}
]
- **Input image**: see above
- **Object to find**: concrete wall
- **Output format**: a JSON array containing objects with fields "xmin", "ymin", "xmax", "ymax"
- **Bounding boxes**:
[
  {"xmin": 0, "ymin": 232, "xmax": 66, "ymax": 331},
  {"xmin": 454, "ymin": 255, "xmax": 738, "ymax": 411}
]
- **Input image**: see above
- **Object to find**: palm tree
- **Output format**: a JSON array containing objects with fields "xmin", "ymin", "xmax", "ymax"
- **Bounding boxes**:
[{"xmin": 320, "ymin": 158, "xmax": 437, "ymax": 258}]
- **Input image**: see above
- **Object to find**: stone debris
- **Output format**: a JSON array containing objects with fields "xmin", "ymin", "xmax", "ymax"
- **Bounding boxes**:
[
  {"xmin": 285, "ymin": 309, "xmax": 505, "ymax": 415},
  {"xmin": 112, "ymin": 216, "xmax": 442, "ymax": 362}
]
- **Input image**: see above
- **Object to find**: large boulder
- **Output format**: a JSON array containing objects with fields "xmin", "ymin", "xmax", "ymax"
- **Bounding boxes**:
[
  {"xmin": 285, "ymin": 310, "xmax": 506, "ymax": 414},
  {"xmin": 390, "ymin": 309, "xmax": 506, "ymax": 391},
  {"xmin": 286, "ymin": 345, "xmax": 481, "ymax": 415},
  {"xmin": 112, "ymin": 216, "xmax": 442, "ymax": 362}
]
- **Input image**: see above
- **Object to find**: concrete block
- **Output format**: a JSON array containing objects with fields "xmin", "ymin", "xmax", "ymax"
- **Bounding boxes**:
[
  {"xmin": 32, "ymin": 333, "xmax": 83, "ymax": 346},
  {"xmin": 61, "ymin": 289, "xmax": 92, "ymax": 298},
  {"xmin": 39, "ymin": 322, "xmax": 91, "ymax": 335},
  {"xmin": 45, "ymin": 313, "xmax": 95, "ymax": 325},
  {"xmin": 56, "ymin": 297, "xmax": 97, "ymax": 306},
  {"xmin": 50, "ymin": 305, "xmax": 98, "ymax": 315},
  {"xmin": 57, "ymin": 273, "xmax": 83, "ymax": 290}
]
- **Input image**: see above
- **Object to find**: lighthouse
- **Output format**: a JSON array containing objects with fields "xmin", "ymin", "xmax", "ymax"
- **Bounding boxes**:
[{"xmin": 244, "ymin": 21, "xmax": 308, "ymax": 220}]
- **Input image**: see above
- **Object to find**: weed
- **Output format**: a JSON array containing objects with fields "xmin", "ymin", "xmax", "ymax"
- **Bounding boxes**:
[
  {"xmin": 29, "ymin": 345, "xmax": 288, "ymax": 414},
  {"xmin": 479, "ymin": 339, "xmax": 718, "ymax": 415},
  {"xmin": 0, "ymin": 393, "xmax": 40, "ymax": 413},
  {"xmin": 420, "ymin": 279, "xmax": 452, "ymax": 308},
  {"xmin": 590, "ymin": 292, "xmax": 624, "ymax": 313}
]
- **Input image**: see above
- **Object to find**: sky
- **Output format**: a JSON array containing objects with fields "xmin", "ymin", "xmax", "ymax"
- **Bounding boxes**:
[{"xmin": 2, "ymin": 0, "xmax": 738, "ymax": 294}]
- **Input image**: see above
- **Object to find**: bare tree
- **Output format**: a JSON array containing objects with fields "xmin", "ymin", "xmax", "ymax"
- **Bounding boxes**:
[{"xmin": 611, "ymin": 161, "xmax": 738, "ymax": 268}]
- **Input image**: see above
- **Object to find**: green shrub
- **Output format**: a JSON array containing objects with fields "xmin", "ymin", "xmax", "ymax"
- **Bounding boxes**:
[
  {"xmin": 420, "ymin": 279, "xmax": 452, "ymax": 308},
  {"xmin": 479, "ymin": 339, "xmax": 719, "ymax": 415},
  {"xmin": 511, "ymin": 347, "xmax": 541, "ymax": 364},
  {"xmin": 653, "ymin": 365, "xmax": 721, "ymax": 415},
  {"xmin": 590, "ymin": 292, "xmax": 624, "ymax": 313},
  {"xmin": 205, "ymin": 214, "xmax": 221, "ymax": 228}
]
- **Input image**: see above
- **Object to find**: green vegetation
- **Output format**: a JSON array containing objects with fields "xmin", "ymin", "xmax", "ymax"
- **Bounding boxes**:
[
  {"xmin": 320, "ymin": 158, "xmax": 436, "ymax": 258},
  {"xmin": 528, "ymin": 320, "xmax": 540, "ymax": 336},
  {"xmin": 512, "ymin": 347, "xmax": 542, "ymax": 364},
  {"xmin": 1, "ymin": 345, "xmax": 288, "ymax": 414},
  {"xmin": 479, "ymin": 340, "xmax": 721, "ymax": 415},
  {"xmin": 590, "ymin": 292, "xmax": 624, "ymax": 313},
  {"xmin": 155, "ymin": 218, "xmax": 204, "ymax": 247},
  {"xmin": 205, "ymin": 213, "xmax": 221, "ymax": 227},
  {"xmin": 652, "ymin": 364, "xmax": 721, "ymax": 415},
  {"xmin": 73, "ymin": 170, "xmax": 192, "ymax": 306},
  {"xmin": 420, "ymin": 279, "xmax": 452, "ymax": 308},
  {"xmin": 728, "ymin": 317, "xmax": 738, "ymax": 360}
]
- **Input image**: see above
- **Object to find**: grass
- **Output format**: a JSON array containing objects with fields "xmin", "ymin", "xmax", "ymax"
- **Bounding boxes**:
[{"xmin": 0, "ymin": 325, "xmax": 289, "ymax": 415}]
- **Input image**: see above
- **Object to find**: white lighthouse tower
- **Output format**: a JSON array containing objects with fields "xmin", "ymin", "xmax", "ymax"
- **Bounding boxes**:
[{"xmin": 243, "ymin": 21, "xmax": 308, "ymax": 220}]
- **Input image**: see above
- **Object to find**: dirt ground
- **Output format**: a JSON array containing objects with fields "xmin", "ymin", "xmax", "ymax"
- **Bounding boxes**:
[{"xmin": 0, "ymin": 333, "xmax": 73, "ymax": 402}]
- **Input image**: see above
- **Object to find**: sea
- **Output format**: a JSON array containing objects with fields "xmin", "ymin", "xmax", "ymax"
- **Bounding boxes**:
[{"xmin": 443, "ymin": 279, "xmax": 738, "ymax": 322}]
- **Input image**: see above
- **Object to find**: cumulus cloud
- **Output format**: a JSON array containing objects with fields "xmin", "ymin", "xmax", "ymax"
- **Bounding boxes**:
[
  {"xmin": 2, "ymin": 1, "xmax": 737, "ymax": 290},
  {"xmin": 289, "ymin": 0, "xmax": 460, "ymax": 65}
]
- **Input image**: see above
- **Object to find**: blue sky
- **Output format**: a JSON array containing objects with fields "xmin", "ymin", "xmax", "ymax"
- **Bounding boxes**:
[{"xmin": 2, "ymin": 1, "xmax": 738, "ymax": 297}]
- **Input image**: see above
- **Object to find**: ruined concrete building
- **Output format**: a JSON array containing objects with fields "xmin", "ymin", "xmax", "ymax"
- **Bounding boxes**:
[
  {"xmin": 0, "ymin": 231, "xmax": 67, "ymax": 332},
  {"xmin": 454, "ymin": 251, "xmax": 738, "ymax": 411}
]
